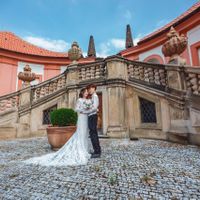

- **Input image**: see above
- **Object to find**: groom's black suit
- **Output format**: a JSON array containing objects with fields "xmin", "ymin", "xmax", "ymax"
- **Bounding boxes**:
[
  {"xmin": 88, "ymin": 92, "xmax": 101, "ymax": 154},
  {"xmin": 88, "ymin": 114, "xmax": 101, "ymax": 154}
]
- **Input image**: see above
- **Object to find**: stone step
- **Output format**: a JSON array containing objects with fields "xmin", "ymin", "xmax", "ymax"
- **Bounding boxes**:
[
  {"xmin": 0, "ymin": 126, "xmax": 17, "ymax": 140},
  {"xmin": 167, "ymin": 131, "xmax": 189, "ymax": 145}
]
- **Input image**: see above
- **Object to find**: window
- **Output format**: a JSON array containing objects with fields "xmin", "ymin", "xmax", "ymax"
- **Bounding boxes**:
[
  {"xmin": 43, "ymin": 105, "xmax": 57, "ymax": 124},
  {"xmin": 139, "ymin": 97, "xmax": 157, "ymax": 123},
  {"xmin": 143, "ymin": 55, "xmax": 164, "ymax": 64},
  {"xmin": 190, "ymin": 41, "xmax": 200, "ymax": 66},
  {"xmin": 146, "ymin": 58, "xmax": 160, "ymax": 64}
]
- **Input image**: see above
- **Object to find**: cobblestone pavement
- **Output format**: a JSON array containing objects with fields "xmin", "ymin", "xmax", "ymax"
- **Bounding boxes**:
[{"xmin": 0, "ymin": 137, "xmax": 200, "ymax": 200}]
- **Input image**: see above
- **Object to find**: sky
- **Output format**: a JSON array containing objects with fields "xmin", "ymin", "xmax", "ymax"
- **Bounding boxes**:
[{"xmin": 0, "ymin": 0, "xmax": 198, "ymax": 57}]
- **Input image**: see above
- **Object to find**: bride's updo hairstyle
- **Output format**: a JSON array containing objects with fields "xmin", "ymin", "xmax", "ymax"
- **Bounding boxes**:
[{"xmin": 79, "ymin": 88, "xmax": 87, "ymax": 98}]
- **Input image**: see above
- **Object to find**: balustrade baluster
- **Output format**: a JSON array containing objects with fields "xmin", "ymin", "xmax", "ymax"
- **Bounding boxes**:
[
  {"xmin": 95, "ymin": 66, "xmax": 100, "ymax": 78},
  {"xmin": 91, "ymin": 66, "xmax": 95, "ymax": 79}
]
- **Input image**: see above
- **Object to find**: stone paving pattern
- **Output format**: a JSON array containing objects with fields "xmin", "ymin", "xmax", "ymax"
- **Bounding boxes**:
[{"xmin": 0, "ymin": 137, "xmax": 200, "ymax": 200}]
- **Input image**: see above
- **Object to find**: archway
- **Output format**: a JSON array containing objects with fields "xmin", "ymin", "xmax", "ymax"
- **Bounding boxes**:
[{"xmin": 143, "ymin": 54, "xmax": 164, "ymax": 64}]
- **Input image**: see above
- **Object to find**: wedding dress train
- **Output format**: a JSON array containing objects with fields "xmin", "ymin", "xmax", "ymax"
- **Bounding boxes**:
[{"xmin": 23, "ymin": 98, "xmax": 91, "ymax": 167}]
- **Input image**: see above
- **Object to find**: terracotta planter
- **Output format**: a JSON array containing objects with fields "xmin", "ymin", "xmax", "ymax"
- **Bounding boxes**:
[{"xmin": 47, "ymin": 126, "xmax": 76, "ymax": 150}]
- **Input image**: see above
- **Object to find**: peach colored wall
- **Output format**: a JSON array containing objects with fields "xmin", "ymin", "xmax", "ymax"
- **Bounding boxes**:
[
  {"xmin": 0, "ymin": 63, "xmax": 17, "ymax": 96},
  {"xmin": 44, "ymin": 65, "xmax": 61, "ymax": 80},
  {"xmin": 181, "ymin": 48, "xmax": 191, "ymax": 65},
  {"xmin": 125, "ymin": 40, "xmax": 194, "ymax": 65}
]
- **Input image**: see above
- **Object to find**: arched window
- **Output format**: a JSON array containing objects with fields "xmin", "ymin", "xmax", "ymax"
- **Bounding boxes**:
[
  {"xmin": 146, "ymin": 58, "xmax": 160, "ymax": 64},
  {"xmin": 143, "ymin": 55, "xmax": 164, "ymax": 64}
]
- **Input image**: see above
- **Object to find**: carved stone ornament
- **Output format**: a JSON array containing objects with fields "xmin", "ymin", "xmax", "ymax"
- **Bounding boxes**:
[
  {"xmin": 162, "ymin": 27, "xmax": 188, "ymax": 65},
  {"xmin": 18, "ymin": 64, "xmax": 36, "ymax": 88},
  {"xmin": 68, "ymin": 41, "xmax": 82, "ymax": 63}
]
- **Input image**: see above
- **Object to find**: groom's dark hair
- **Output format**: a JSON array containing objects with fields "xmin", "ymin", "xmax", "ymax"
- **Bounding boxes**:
[{"xmin": 87, "ymin": 84, "xmax": 97, "ymax": 90}]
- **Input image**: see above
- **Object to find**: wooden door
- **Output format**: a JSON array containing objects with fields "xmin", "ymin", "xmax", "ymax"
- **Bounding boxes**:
[{"xmin": 97, "ymin": 93, "xmax": 103, "ymax": 134}]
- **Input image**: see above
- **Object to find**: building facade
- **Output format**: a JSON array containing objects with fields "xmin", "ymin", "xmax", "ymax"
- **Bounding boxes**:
[
  {"xmin": 120, "ymin": 2, "xmax": 200, "ymax": 66},
  {"xmin": 0, "ymin": 32, "xmax": 96, "ymax": 96}
]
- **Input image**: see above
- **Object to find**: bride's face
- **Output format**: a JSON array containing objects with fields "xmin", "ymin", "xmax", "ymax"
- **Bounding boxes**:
[{"xmin": 83, "ymin": 89, "xmax": 89, "ymax": 98}]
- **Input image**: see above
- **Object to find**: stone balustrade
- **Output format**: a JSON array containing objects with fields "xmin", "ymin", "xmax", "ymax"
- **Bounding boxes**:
[
  {"xmin": 127, "ymin": 60, "xmax": 200, "ymax": 96},
  {"xmin": 0, "ymin": 91, "xmax": 19, "ymax": 113},
  {"xmin": 185, "ymin": 67, "xmax": 200, "ymax": 96},
  {"xmin": 127, "ymin": 61, "xmax": 167, "ymax": 87},
  {"xmin": 0, "ymin": 61, "xmax": 107, "ymax": 114},
  {"xmin": 32, "ymin": 73, "xmax": 66, "ymax": 102},
  {"xmin": 1, "ymin": 56, "xmax": 200, "ymax": 116},
  {"xmin": 78, "ymin": 61, "xmax": 106, "ymax": 81}
]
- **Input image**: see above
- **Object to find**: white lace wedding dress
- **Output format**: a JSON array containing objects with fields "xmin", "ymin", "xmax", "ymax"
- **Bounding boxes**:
[{"xmin": 23, "ymin": 98, "xmax": 91, "ymax": 167}]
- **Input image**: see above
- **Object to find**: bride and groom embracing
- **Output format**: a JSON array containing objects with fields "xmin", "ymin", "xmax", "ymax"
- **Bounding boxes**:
[{"xmin": 24, "ymin": 84, "xmax": 101, "ymax": 167}]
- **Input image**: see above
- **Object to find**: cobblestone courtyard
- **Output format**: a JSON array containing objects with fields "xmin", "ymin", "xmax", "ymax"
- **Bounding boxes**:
[{"xmin": 0, "ymin": 137, "xmax": 200, "ymax": 200}]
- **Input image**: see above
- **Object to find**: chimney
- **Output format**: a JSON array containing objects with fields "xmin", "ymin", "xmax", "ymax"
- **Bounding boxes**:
[
  {"xmin": 125, "ymin": 24, "xmax": 134, "ymax": 49},
  {"xmin": 87, "ymin": 35, "xmax": 96, "ymax": 57}
]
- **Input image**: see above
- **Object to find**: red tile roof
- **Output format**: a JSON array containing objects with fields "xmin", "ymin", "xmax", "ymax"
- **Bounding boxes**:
[
  {"xmin": 0, "ymin": 32, "xmax": 68, "ymax": 57},
  {"xmin": 138, "ymin": 1, "xmax": 200, "ymax": 44}
]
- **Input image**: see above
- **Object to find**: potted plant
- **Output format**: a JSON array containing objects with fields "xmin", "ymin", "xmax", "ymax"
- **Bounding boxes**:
[{"xmin": 47, "ymin": 108, "xmax": 77, "ymax": 150}]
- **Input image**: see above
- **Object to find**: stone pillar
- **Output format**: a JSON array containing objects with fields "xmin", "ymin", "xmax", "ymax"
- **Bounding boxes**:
[
  {"xmin": 162, "ymin": 26, "xmax": 187, "ymax": 91},
  {"xmin": 66, "ymin": 64, "xmax": 79, "ymax": 108},
  {"xmin": 166, "ymin": 65, "xmax": 185, "ymax": 91},
  {"xmin": 107, "ymin": 57, "xmax": 128, "ymax": 80},
  {"xmin": 66, "ymin": 64, "xmax": 79, "ymax": 86},
  {"xmin": 165, "ymin": 66, "xmax": 189, "ymax": 144},
  {"xmin": 106, "ymin": 57, "xmax": 128, "ymax": 138},
  {"xmin": 17, "ymin": 86, "xmax": 32, "ymax": 138}
]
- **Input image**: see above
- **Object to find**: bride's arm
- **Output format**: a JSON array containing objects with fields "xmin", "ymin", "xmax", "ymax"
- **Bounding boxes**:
[
  {"xmin": 74, "ymin": 99, "xmax": 84, "ymax": 113},
  {"xmin": 82, "ymin": 108, "xmax": 94, "ymax": 114},
  {"xmin": 81, "ymin": 96, "xmax": 99, "ymax": 114}
]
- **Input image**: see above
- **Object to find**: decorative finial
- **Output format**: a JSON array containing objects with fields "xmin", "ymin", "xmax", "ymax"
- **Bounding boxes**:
[
  {"xmin": 87, "ymin": 35, "xmax": 96, "ymax": 57},
  {"xmin": 68, "ymin": 41, "xmax": 82, "ymax": 63},
  {"xmin": 18, "ymin": 64, "xmax": 36, "ymax": 88},
  {"xmin": 162, "ymin": 26, "xmax": 188, "ymax": 65},
  {"xmin": 125, "ymin": 24, "xmax": 134, "ymax": 49}
]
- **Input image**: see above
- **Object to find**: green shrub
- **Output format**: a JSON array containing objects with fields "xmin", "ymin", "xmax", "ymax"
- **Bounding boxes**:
[{"xmin": 50, "ymin": 108, "xmax": 77, "ymax": 127}]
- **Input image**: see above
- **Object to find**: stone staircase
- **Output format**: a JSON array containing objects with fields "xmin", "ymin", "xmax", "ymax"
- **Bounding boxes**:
[{"xmin": 0, "ymin": 55, "xmax": 200, "ymax": 145}]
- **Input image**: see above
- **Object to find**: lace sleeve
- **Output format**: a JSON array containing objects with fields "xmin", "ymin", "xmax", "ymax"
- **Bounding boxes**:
[{"xmin": 74, "ymin": 99, "xmax": 83, "ymax": 113}]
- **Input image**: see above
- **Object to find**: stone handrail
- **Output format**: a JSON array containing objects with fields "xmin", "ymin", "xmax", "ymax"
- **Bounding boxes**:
[
  {"xmin": 127, "ymin": 60, "xmax": 167, "ymax": 87},
  {"xmin": 0, "ymin": 60, "xmax": 108, "ymax": 114},
  {"xmin": 184, "ymin": 66, "xmax": 200, "ymax": 96},
  {"xmin": 31, "ymin": 72, "xmax": 67, "ymax": 102},
  {"xmin": 127, "ymin": 58, "xmax": 200, "ymax": 96},
  {"xmin": 78, "ymin": 61, "xmax": 106, "ymax": 81},
  {"xmin": 0, "ymin": 91, "xmax": 20, "ymax": 113},
  {"xmin": 31, "ymin": 60, "xmax": 107, "ymax": 103}
]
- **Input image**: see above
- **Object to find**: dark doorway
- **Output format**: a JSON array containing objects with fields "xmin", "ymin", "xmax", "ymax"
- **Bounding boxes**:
[{"xmin": 97, "ymin": 92, "xmax": 103, "ymax": 134}]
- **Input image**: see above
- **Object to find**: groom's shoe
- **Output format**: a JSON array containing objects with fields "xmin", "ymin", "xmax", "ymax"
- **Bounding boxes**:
[{"xmin": 91, "ymin": 153, "xmax": 101, "ymax": 158}]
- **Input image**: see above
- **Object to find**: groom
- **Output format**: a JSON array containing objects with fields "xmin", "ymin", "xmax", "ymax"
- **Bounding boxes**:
[{"xmin": 86, "ymin": 84, "xmax": 101, "ymax": 158}]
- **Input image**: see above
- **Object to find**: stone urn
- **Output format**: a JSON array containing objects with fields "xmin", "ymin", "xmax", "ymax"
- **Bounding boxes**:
[
  {"xmin": 47, "ymin": 126, "xmax": 76, "ymax": 151},
  {"xmin": 18, "ymin": 64, "xmax": 36, "ymax": 87},
  {"xmin": 162, "ymin": 26, "xmax": 188, "ymax": 65},
  {"xmin": 47, "ymin": 108, "xmax": 77, "ymax": 150},
  {"xmin": 68, "ymin": 41, "xmax": 82, "ymax": 63}
]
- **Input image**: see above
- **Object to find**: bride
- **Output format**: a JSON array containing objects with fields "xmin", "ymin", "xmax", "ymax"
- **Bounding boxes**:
[{"xmin": 23, "ymin": 88, "xmax": 93, "ymax": 167}]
